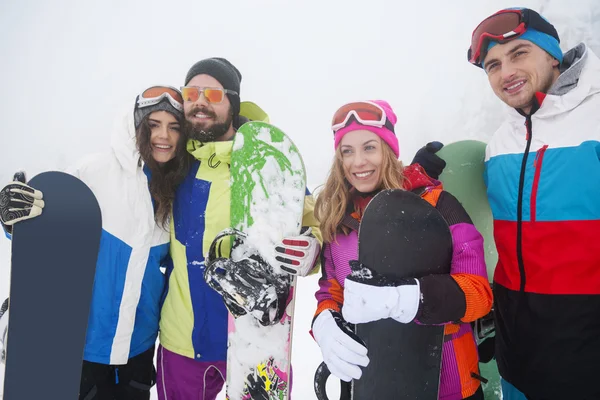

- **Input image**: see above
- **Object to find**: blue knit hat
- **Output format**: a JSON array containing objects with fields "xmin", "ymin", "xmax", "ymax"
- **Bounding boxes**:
[{"xmin": 487, "ymin": 28, "xmax": 563, "ymax": 65}]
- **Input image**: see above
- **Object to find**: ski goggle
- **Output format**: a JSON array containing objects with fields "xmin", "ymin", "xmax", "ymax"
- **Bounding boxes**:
[
  {"xmin": 331, "ymin": 101, "xmax": 394, "ymax": 133},
  {"xmin": 467, "ymin": 8, "xmax": 559, "ymax": 66},
  {"xmin": 136, "ymin": 86, "xmax": 183, "ymax": 112},
  {"xmin": 180, "ymin": 86, "xmax": 239, "ymax": 104}
]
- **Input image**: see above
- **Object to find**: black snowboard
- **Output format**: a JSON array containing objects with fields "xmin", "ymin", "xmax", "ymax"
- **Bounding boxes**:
[
  {"xmin": 3, "ymin": 171, "xmax": 102, "ymax": 399},
  {"xmin": 315, "ymin": 189, "xmax": 453, "ymax": 400}
]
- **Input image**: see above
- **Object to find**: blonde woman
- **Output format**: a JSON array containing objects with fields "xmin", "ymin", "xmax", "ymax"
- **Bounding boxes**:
[{"xmin": 312, "ymin": 100, "xmax": 492, "ymax": 400}]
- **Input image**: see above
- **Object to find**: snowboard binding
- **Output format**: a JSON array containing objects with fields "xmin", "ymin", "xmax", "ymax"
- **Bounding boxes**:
[{"xmin": 204, "ymin": 228, "xmax": 290, "ymax": 327}]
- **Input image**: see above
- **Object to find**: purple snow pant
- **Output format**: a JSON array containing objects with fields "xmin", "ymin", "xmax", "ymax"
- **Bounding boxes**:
[{"xmin": 156, "ymin": 345, "xmax": 226, "ymax": 400}]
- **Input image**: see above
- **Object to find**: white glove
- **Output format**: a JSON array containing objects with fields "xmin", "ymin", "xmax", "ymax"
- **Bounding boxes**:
[
  {"xmin": 312, "ymin": 309, "xmax": 369, "ymax": 382},
  {"xmin": 343, "ymin": 261, "xmax": 421, "ymax": 324},
  {"xmin": 0, "ymin": 172, "xmax": 44, "ymax": 232},
  {"xmin": 0, "ymin": 298, "xmax": 8, "ymax": 364},
  {"xmin": 275, "ymin": 227, "xmax": 320, "ymax": 276}
]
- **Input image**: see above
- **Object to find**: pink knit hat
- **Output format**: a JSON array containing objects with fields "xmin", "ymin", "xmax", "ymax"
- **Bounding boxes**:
[{"xmin": 333, "ymin": 100, "xmax": 399, "ymax": 158}]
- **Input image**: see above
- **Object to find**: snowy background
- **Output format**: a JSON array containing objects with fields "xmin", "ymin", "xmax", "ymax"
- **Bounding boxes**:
[{"xmin": 1, "ymin": 0, "xmax": 599, "ymax": 398}]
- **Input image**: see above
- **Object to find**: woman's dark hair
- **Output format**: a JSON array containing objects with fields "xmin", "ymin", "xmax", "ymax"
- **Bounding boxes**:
[{"xmin": 135, "ymin": 114, "xmax": 191, "ymax": 229}]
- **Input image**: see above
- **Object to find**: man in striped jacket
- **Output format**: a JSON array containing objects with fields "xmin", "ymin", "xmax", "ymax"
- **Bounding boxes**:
[{"xmin": 466, "ymin": 7, "xmax": 600, "ymax": 400}]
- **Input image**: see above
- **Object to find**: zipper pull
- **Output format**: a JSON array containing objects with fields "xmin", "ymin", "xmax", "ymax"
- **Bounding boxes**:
[{"xmin": 533, "ymin": 145, "xmax": 549, "ymax": 168}]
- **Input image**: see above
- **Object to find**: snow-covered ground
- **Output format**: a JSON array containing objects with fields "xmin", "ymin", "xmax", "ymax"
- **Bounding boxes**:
[{"xmin": 1, "ymin": 0, "xmax": 599, "ymax": 398}]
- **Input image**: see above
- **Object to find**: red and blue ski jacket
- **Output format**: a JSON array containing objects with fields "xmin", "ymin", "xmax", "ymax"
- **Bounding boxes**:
[
  {"xmin": 314, "ymin": 165, "xmax": 493, "ymax": 400},
  {"xmin": 485, "ymin": 43, "xmax": 600, "ymax": 399}
]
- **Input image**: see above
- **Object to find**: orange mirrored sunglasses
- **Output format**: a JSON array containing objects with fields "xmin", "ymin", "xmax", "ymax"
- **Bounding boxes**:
[{"xmin": 180, "ymin": 86, "xmax": 238, "ymax": 104}]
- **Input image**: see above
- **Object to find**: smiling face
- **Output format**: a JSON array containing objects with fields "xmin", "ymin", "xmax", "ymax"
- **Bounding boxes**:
[
  {"xmin": 339, "ymin": 129, "xmax": 384, "ymax": 193},
  {"xmin": 183, "ymin": 74, "xmax": 234, "ymax": 142},
  {"xmin": 483, "ymin": 39, "xmax": 560, "ymax": 114},
  {"xmin": 147, "ymin": 110, "xmax": 181, "ymax": 164}
]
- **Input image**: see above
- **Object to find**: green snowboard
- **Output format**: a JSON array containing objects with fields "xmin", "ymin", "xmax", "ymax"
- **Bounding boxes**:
[
  {"xmin": 437, "ymin": 140, "xmax": 501, "ymax": 399},
  {"xmin": 437, "ymin": 140, "xmax": 497, "ymax": 278},
  {"xmin": 228, "ymin": 121, "xmax": 306, "ymax": 400}
]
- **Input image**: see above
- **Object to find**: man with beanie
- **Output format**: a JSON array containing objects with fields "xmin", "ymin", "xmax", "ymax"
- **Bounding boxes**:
[
  {"xmin": 182, "ymin": 57, "xmax": 243, "ymax": 142},
  {"xmin": 156, "ymin": 57, "xmax": 322, "ymax": 399},
  {"xmin": 462, "ymin": 8, "xmax": 600, "ymax": 400}
]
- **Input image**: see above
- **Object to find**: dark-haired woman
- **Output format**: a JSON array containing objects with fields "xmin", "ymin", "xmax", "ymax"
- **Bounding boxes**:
[{"xmin": 0, "ymin": 85, "xmax": 191, "ymax": 400}]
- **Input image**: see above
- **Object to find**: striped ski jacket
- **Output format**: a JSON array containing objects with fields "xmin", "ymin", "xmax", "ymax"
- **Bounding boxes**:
[{"xmin": 485, "ymin": 43, "xmax": 600, "ymax": 399}]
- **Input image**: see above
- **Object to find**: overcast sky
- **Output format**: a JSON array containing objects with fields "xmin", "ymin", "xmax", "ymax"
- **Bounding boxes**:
[{"xmin": 3, "ymin": 0, "xmax": 597, "ymax": 191}]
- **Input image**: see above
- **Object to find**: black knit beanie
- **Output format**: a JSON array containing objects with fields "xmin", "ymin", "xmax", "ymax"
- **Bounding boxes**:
[{"xmin": 184, "ymin": 57, "xmax": 242, "ymax": 117}]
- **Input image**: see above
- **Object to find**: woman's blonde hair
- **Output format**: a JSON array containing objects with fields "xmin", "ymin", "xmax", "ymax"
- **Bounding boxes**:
[{"xmin": 314, "ymin": 141, "xmax": 407, "ymax": 243}]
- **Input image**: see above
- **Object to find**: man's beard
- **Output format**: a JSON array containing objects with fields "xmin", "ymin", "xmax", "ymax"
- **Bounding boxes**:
[{"xmin": 183, "ymin": 106, "xmax": 234, "ymax": 143}]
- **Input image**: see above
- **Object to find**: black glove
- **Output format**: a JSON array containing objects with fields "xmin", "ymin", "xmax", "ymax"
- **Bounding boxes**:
[
  {"xmin": 410, "ymin": 141, "xmax": 446, "ymax": 179},
  {"xmin": 474, "ymin": 308, "xmax": 495, "ymax": 363},
  {"xmin": 0, "ymin": 172, "xmax": 44, "ymax": 234}
]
